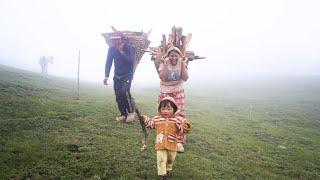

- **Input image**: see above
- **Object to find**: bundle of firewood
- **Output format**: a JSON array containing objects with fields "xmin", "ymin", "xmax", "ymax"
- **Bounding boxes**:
[
  {"xmin": 148, "ymin": 26, "xmax": 205, "ymax": 64},
  {"xmin": 101, "ymin": 26, "xmax": 151, "ymax": 72}
]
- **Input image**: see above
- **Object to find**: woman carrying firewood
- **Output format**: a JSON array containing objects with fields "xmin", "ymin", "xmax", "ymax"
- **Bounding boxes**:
[{"xmin": 157, "ymin": 45, "xmax": 189, "ymax": 153}]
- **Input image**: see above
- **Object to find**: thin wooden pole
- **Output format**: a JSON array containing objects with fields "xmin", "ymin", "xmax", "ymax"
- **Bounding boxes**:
[{"xmin": 76, "ymin": 49, "xmax": 80, "ymax": 100}]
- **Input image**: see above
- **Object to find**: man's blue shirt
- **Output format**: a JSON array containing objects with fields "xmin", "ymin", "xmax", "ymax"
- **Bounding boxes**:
[{"xmin": 105, "ymin": 43, "xmax": 135, "ymax": 79}]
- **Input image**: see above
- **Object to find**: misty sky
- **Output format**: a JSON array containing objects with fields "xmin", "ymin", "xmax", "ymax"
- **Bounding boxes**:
[{"xmin": 0, "ymin": 0, "xmax": 319, "ymax": 84}]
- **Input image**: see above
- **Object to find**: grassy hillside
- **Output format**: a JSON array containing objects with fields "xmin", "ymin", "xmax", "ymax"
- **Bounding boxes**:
[{"xmin": 1, "ymin": 65, "xmax": 319, "ymax": 179}]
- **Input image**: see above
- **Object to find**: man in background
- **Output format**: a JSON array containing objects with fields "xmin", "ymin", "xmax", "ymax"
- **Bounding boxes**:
[{"xmin": 39, "ymin": 56, "xmax": 54, "ymax": 74}]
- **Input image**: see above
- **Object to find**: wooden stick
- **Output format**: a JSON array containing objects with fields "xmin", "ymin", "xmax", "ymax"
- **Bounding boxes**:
[
  {"xmin": 175, "ymin": 27, "xmax": 183, "ymax": 48},
  {"xmin": 131, "ymin": 98, "xmax": 148, "ymax": 151},
  {"xmin": 111, "ymin": 26, "xmax": 117, "ymax": 31},
  {"xmin": 161, "ymin": 34, "xmax": 167, "ymax": 56},
  {"xmin": 75, "ymin": 49, "xmax": 80, "ymax": 100},
  {"xmin": 168, "ymin": 34, "xmax": 174, "ymax": 46},
  {"xmin": 182, "ymin": 33, "xmax": 192, "ymax": 57},
  {"xmin": 171, "ymin": 26, "xmax": 176, "ymax": 46}
]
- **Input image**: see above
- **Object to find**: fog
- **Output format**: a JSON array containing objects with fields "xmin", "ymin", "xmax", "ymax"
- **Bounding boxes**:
[{"xmin": 1, "ymin": 0, "xmax": 319, "ymax": 85}]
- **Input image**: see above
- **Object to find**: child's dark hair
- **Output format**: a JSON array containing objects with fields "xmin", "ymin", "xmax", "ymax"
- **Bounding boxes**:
[{"xmin": 159, "ymin": 99, "xmax": 178, "ymax": 113}]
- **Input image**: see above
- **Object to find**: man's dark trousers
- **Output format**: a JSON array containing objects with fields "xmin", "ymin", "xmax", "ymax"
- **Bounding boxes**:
[{"xmin": 113, "ymin": 75, "xmax": 133, "ymax": 117}]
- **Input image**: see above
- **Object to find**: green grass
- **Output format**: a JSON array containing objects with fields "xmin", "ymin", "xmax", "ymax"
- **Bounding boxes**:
[{"xmin": 1, "ymin": 65, "xmax": 319, "ymax": 179}]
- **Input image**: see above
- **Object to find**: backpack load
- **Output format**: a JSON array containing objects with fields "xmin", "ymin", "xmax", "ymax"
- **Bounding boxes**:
[{"xmin": 101, "ymin": 26, "xmax": 151, "ymax": 72}]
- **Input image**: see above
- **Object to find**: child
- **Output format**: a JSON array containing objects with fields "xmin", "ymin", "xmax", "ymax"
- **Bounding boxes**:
[
  {"xmin": 142, "ymin": 97, "xmax": 191, "ymax": 179},
  {"xmin": 157, "ymin": 46, "xmax": 189, "ymax": 152}
]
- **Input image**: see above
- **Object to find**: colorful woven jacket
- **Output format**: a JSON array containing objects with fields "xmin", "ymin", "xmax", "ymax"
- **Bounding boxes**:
[{"xmin": 142, "ymin": 114, "xmax": 191, "ymax": 151}]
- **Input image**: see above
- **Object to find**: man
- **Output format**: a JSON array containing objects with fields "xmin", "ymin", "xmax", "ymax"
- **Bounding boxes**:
[
  {"xmin": 103, "ymin": 32, "xmax": 136, "ymax": 122},
  {"xmin": 39, "ymin": 56, "xmax": 54, "ymax": 74}
]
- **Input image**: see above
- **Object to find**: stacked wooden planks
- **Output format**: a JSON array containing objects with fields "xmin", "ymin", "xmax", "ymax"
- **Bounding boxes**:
[{"xmin": 148, "ymin": 26, "xmax": 205, "ymax": 64}]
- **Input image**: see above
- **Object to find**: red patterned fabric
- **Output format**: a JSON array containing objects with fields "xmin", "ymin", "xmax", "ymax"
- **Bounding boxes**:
[
  {"xmin": 158, "ymin": 90, "xmax": 185, "ymax": 116},
  {"xmin": 158, "ymin": 90, "xmax": 187, "ymax": 143}
]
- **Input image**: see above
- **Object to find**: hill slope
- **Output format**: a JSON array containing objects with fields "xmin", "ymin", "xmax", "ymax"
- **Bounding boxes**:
[{"xmin": 1, "ymin": 65, "xmax": 320, "ymax": 179}]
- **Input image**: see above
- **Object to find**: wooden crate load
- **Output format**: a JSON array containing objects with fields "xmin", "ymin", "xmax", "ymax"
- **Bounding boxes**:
[
  {"xmin": 147, "ymin": 26, "xmax": 205, "ymax": 69},
  {"xmin": 101, "ymin": 26, "xmax": 151, "ymax": 72}
]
